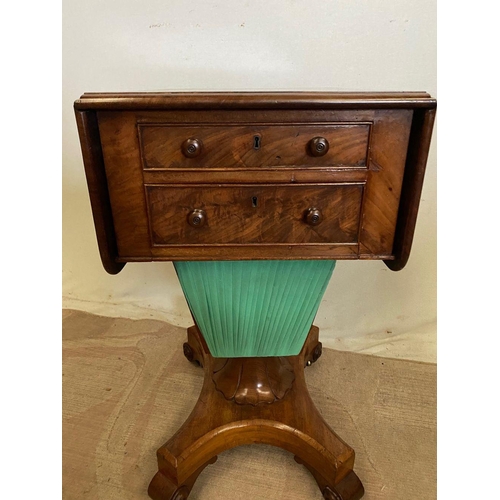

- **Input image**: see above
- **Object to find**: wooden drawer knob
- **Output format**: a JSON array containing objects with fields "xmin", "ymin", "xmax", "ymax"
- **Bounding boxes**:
[
  {"xmin": 305, "ymin": 208, "xmax": 322, "ymax": 226},
  {"xmin": 181, "ymin": 138, "xmax": 203, "ymax": 158},
  {"xmin": 308, "ymin": 137, "xmax": 330, "ymax": 157},
  {"xmin": 187, "ymin": 209, "xmax": 206, "ymax": 227}
]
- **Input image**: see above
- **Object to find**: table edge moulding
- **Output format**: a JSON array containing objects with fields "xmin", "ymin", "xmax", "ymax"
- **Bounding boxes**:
[{"xmin": 74, "ymin": 92, "xmax": 436, "ymax": 500}]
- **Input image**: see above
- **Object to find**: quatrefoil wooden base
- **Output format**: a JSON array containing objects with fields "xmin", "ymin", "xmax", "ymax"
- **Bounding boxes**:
[{"xmin": 148, "ymin": 325, "xmax": 364, "ymax": 500}]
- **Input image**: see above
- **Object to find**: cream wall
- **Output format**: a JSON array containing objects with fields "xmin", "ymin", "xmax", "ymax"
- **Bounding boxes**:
[{"xmin": 63, "ymin": 0, "xmax": 436, "ymax": 362}]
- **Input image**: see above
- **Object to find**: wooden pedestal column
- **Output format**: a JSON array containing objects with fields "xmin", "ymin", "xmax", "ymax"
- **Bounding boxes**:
[{"xmin": 148, "ymin": 325, "xmax": 364, "ymax": 500}]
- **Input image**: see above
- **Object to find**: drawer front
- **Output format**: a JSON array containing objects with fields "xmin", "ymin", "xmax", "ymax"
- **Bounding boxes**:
[
  {"xmin": 139, "ymin": 124, "xmax": 370, "ymax": 170},
  {"xmin": 95, "ymin": 108, "xmax": 414, "ymax": 261},
  {"xmin": 146, "ymin": 184, "xmax": 364, "ymax": 246}
]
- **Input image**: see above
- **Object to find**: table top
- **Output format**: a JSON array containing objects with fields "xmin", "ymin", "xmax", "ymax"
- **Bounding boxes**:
[{"xmin": 75, "ymin": 91, "xmax": 436, "ymax": 111}]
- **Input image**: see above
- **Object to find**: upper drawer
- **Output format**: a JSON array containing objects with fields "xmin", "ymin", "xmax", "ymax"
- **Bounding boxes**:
[{"xmin": 139, "ymin": 124, "xmax": 370, "ymax": 170}]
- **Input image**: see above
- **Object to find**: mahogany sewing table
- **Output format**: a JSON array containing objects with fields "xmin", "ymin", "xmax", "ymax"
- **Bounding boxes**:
[{"xmin": 74, "ymin": 92, "xmax": 436, "ymax": 500}]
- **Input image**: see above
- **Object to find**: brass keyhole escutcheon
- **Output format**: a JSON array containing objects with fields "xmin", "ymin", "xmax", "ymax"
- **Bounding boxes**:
[
  {"xmin": 182, "ymin": 138, "xmax": 203, "ymax": 158},
  {"xmin": 188, "ymin": 209, "xmax": 206, "ymax": 227},
  {"xmin": 308, "ymin": 137, "xmax": 330, "ymax": 157},
  {"xmin": 305, "ymin": 208, "xmax": 322, "ymax": 226}
]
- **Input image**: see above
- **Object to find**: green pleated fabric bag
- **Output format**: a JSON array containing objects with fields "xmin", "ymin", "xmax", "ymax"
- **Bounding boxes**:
[{"xmin": 174, "ymin": 260, "xmax": 335, "ymax": 358}]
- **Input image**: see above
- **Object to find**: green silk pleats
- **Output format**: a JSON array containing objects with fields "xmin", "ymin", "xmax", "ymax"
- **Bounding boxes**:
[{"xmin": 174, "ymin": 260, "xmax": 335, "ymax": 358}]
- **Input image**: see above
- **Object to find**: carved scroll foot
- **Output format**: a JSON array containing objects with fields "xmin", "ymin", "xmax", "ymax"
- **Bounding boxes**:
[
  {"xmin": 148, "ymin": 457, "xmax": 217, "ymax": 500},
  {"xmin": 322, "ymin": 471, "xmax": 364, "ymax": 500},
  {"xmin": 149, "ymin": 324, "xmax": 364, "ymax": 499},
  {"xmin": 182, "ymin": 343, "xmax": 197, "ymax": 365},
  {"xmin": 294, "ymin": 456, "xmax": 364, "ymax": 500},
  {"xmin": 182, "ymin": 324, "xmax": 208, "ymax": 368},
  {"xmin": 148, "ymin": 471, "xmax": 189, "ymax": 500},
  {"xmin": 302, "ymin": 325, "xmax": 323, "ymax": 367}
]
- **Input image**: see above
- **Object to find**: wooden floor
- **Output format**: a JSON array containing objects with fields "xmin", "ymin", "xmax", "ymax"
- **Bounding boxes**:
[{"xmin": 62, "ymin": 309, "xmax": 436, "ymax": 500}]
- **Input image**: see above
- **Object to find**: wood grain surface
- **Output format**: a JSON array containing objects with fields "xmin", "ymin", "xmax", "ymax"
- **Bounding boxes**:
[
  {"xmin": 139, "ymin": 123, "xmax": 370, "ymax": 169},
  {"xmin": 74, "ymin": 91, "xmax": 436, "ymax": 110},
  {"xmin": 62, "ymin": 309, "xmax": 436, "ymax": 500},
  {"xmin": 147, "ymin": 324, "xmax": 363, "ymax": 500},
  {"xmin": 74, "ymin": 110, "xmax": 125, "ymax": 274},
  {"xmin": 146, "ymin": 183, "xmax": 363, "ymax": 246},
  {"xmin": 74, "ymin": 93, "xmax": 436, "ymax": 269}
]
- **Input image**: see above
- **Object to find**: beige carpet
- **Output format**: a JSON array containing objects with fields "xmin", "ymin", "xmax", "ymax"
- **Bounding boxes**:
[{"xmin": 62, "ymin": 309, "xmax": 436, "ymax": 500}]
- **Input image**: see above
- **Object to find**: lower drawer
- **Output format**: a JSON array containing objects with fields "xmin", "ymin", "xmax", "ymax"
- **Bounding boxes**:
[{"xmin": 146, "ymin": 183, "xmax": 364, "ymax": 246}]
